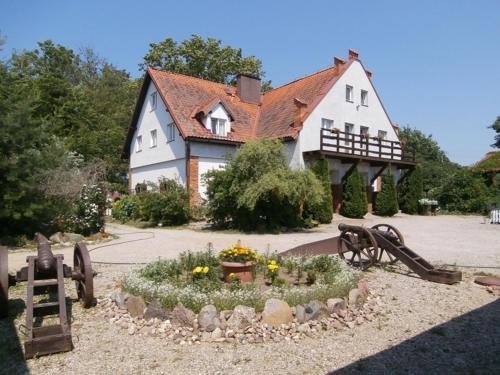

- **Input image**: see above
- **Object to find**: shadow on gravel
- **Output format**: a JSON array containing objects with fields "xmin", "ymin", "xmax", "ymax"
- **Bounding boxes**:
[
  {"xmin": 330, "ymin": 298, "xmax": 500, "ymax": 374},
  {"xmin": 0, "ymin": 298, "xmax": 29, "ymax": 375}
]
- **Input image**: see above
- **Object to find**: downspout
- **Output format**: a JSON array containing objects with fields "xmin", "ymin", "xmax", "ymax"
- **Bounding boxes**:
[{"xmin": 185, "ymin": 139, "xmax": 191, "ymax": 191}]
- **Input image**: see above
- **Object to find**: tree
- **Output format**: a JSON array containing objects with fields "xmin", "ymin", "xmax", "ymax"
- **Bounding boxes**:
[
  {"xmin": 340, "ymin": 169, "xmax": 367, "ymax": 218},
  {"xmin": 399, "ymin": 164, "xmax": 424, "ymax": 214},
  {"xmin": 374, "ymin": 174, "xmax": 399, "ymax": 216},
  {"xmin": 489, "ymin": 116, "xmax": 500, "ymax": 148},
  {"xmin": 307, "ymin": 158, "xmax": 333, "ymax": 223},
  {"xmin": 141, "ymin": 34, "xmax": 272, "ymax": 90}
]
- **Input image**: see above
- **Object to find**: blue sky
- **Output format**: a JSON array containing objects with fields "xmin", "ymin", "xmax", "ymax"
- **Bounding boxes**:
[{"xmin": 1, "ymin": 0, "xmax": 499, "ymax": 165}]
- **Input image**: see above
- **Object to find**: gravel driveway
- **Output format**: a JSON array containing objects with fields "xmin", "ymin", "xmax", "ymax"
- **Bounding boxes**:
[{"xmin": 1, "ymin": 214, "xmax": 499, "ymax": 374}]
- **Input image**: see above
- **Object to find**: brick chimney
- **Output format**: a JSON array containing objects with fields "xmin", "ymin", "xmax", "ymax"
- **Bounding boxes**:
[
  {"xmin": 348, "ymin": 49, "xmax": 359, "ymax": 60},
  {"xmin": 365, "ymin": 69, "xmax": 372, "ymax": 79},
  {"xmin": 293, "ymin": 98, "xmax": 307, "ymax": 127},
  {"xmin": 333, "ymin": 56, "xmax": 346, "ymax": 74},
  {"xmin": 236, "ymin": 74, "xmax": 261, "ymax": 104}
]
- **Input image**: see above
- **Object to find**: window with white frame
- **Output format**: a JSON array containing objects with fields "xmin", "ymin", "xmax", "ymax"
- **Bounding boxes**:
[
  {"xmin": 378, "ymin": 130, "xmax": 387, "ymax": 139},
  {"xmin": 344, "ymin": 123, "xmax": 354, "ymax": 145},
  {"xmin": 166, "ymin": 122, "xmax": 176, "ymax": 142},
  {"xmin": 150, "ymin": 91, "xmax": 157, "ymax": 111},
  {"xmin": 135, "ymin": 135, "xmax": 142, "ymax": 152},
  {"xmin": 321, "ymin": 118, "xmax": 334, "ymax": 130},
  {"xmin": 345, "ymin": 85, "xmax": 353, "ymax": 102},
  {"xmin": 211, "ymin": 118, "xmax": 227, "ymax": 136},
  {"xmin": 150, "ymin": 129, "xmax": 157, "ymax": 148},
  {"xmin": 361, "ymin": 90, "xmax": 368, "ymax": 106}
]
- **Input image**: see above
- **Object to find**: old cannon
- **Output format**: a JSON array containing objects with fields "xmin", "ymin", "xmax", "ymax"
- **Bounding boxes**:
[
  {"xmin": 0, "ymin": 233, "xmax": 94, "ymax": 358},
  {"xmin": 337, "ymin": 223, "xmax": 462, "ymax": 284}
]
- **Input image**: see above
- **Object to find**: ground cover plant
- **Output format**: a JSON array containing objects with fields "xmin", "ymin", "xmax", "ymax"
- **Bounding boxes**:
[{"xmin": 123, "ymin": 247, "xmax": 361, "ymax": 313}]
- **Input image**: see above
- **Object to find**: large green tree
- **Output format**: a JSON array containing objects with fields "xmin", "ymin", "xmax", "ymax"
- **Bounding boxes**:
[
  {"xmin": 141, "ymin": 34, "xmax": 272, "ymax": 90},
  {"xmin": 489, "ymin": 116, "xmax": 500, "ymax": 148}
]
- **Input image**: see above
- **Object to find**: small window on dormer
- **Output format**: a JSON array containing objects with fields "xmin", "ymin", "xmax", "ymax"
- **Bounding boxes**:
[
  {"xmin": 211, "ymin": 118, "xmax": 227, "ymax": 136},
  {"xmin": 361, "ymin": 90, "xmax": 368, "ymax": 106},
  {"xmin": 150, "ymin": 91, "xmax": 157, "ymax": 111}
]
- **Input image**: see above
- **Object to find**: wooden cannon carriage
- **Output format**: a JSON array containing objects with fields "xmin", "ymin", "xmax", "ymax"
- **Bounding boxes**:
[
  {"xmin": 337, "ymin": 223, "xmax": 462, "ymax": 284},
  {"xmin": 0, "ymin": 233, "xmax": 94, "ymax": 358}
]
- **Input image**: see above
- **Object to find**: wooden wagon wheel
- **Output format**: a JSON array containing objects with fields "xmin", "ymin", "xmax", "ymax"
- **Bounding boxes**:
[
  {"xmin": 371, "ymin": 224, "xmax": 404, "ymax": 265},
  {"xmin": 73, "ymin": 242, "xmax": 94, "ymax": 308},
  {"xmin": 337, "ymin": 227, "xmax": 378, "ymax": 271},
  {"xmin": 0, "ymin": 246, "xmax": 8, "ymax": 318}
]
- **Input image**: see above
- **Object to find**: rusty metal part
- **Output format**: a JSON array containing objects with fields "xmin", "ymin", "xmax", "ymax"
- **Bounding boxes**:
[
  {"xmin": 371, "ymin": 223, "xmax": 404, "ymax": 264},
  {"xmin": 474, "ymin": 276, "xmax": 500, "ymax": 287},
  {"xmin": 280, "ymin": 236, "xmax": 340, "ymax": 257},
  {"xmin": 0, "ymin": 246, "xmax": 8, "ymax": 318},
  {"xmin": 73, "ymin": 242, "xmax": 94, "ymax": 308},
  {"xmin": 337, "ymin": 225, "xmax": 379, "ymax": 270},
  {"xmin": 34, "ymin": 233, "xmax": 56, "ymax": 275}
]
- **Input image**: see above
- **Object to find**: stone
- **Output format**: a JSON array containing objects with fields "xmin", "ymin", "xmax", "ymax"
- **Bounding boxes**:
[
  {"xmin": 332, "ymin": 320, "xmax": 344, "ymax": 330},
  {"xmin": 171, "ymin": 303, "xmax": 196, "ymax": 327},
  {"xmin": 226, "ymin": 305, "xmax": 255, "ymax": 331},
  {"xmin": 295, "ymin": 305, "xmax": 306, "ymax": 323},
  {"xmin": 297, "ymin": 323, "xmax": 310, "ymax": 334},
  {"xmin": 327, "ymin": 298, "xmax": 347, "ymax": 314},
  {"xmin": 49, "ymin": 232, "xmax": 65, "ymax": 243},
  {"xmin": 262, "ymin": 299, "xmax": 293, "ymax": 327},
  {"xmin": 304, "ymin": 300, "xmax": 328, "ymax": 321},
  {"xmin": 62, "ymin": 232, "xmax": 85, "ymax": 243},
  {"xmin": 357, "ymin": 279, "xmax": 370, "ymax": 297},
  {"xmin": 197, "ymin": 304, "xmax": 220, "ymax": 332},
  {"xmin": 211, "ymin": 327, "xmax": 223, "ymax": 340},
  {"xmin": 200, "ymin": 331, "xmax": 212, "ymax": 342},
  {"xmin": 110, "ymin": 291, "xmax": 129, "ymax": 309},
  {"xmin": 125, "ymin": 296, "xmax": 146, "ymax": 318},
  {"xmin": 128, "ymin": 324, "xmax": 136, "ymax": 335},
  {"xmin": 144, "ymin": 300, "xmax": 168, "ymax": 321},
  {"xmin": 348, "ymin": 288, "xmax": 366, "ymax": 307}
]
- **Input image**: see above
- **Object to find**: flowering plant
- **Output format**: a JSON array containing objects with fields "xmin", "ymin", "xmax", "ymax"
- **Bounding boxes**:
[
  {"xmin": 219, "ymin": 242, "xmax": 258, "ymax": 263},
  {"xmin": 266, "ymin": 260, "xmax": 280, "ymax": 284},
  {"xmin": 192, "ymin": 265, "xmax": 209, "ymax": 280}
]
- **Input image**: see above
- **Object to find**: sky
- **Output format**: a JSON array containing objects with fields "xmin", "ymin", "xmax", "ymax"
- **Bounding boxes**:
[{"xmin": 1, "ymin": 0, "xmax": 499, "ymax": 165}]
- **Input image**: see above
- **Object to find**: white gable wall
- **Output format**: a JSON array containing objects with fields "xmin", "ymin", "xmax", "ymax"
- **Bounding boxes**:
[{"xmin": 129, "ymin": 81, "xmax": 186, "ymax": 189}]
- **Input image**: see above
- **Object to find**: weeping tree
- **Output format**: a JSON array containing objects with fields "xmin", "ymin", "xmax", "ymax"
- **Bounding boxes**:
[
  {"xmin": 374, "ymin": 174, "xmax": 399, "ymax": 216},
  {"xmin": 340, "ymin": 169, "xmax": 367, "ymax": 218},
  {"xmin": 399, "ymin": 165, "xmax": 423, "ymax": 214}
]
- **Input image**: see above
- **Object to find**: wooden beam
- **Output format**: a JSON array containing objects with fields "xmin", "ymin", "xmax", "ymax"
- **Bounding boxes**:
[
  {"xmin": 370, "ymin": 165, "xmax": 388, "ymax": 185},
  {"xmin": 341, "ymin": 161, "xmax": 360, "ymax": 184}
]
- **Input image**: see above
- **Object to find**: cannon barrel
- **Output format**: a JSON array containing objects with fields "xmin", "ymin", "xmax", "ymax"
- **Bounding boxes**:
[
  {"xmin": 338, "ymin": 223, "xmax": 364, "ymax": 232},
  {"xmin": 34, "ymin": 233, "xmax": 56, "ymax": 274}
]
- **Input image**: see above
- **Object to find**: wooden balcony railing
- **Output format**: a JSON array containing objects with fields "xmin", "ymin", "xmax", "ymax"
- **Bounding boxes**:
[{"xmin": 320, "ymin": 128, "xmax": 416, "ymax": 163}]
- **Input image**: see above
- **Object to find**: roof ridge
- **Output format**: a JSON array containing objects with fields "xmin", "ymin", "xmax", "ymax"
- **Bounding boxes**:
[
  {"xmin": 263, "ymin": 65, "xmax": 336, "ymax": 94},
  {"xmin": 148, "ymin": 66, "xmax": 233, "ymax": 89}
]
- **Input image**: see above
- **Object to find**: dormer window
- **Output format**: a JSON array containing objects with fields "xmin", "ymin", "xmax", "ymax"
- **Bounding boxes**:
[
  {"xmin": 150, "ymin": 91, "xmax": 157, "ymax": 111},
  {"xmin": 361, "ymin": 90, "xmax": 368, "ymax": 106},
  {"xmin": 211, "ymin": 118, "xmax": 227, "ymax": 136},
  {"xmin": 346, "ymin": 85, "xmax": 353, "ymax": 102}
]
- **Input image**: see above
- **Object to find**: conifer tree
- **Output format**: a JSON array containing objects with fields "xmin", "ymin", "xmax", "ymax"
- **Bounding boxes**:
[
  {"xmin": 310, "ymin": 158, "xmax": 333, "ymax": 223},
  {"xmin": 340, "ymin": 169, "xmax": 367, "ymax": 218},
  {"xmin": 399, "ymin": 165, "xmax": 423, "ymax": 214},
  {"xmin": 375, "ymin": 174, "xmax": 399, "ymax": 216}
]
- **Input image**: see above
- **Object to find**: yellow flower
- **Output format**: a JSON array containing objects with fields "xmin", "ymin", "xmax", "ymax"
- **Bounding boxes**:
[
  {"xmin": 192, "ymin": 266, "xmax": 203, "ymax": 274},
  {"xmin": 203, "ymin": 266, "xmax": 209, "ymax": 274}
]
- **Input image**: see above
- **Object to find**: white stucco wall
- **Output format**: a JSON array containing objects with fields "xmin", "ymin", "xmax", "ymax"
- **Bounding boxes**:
[
  {"xmin": 198, "ymin": 157, "xmax": 229, "ymax": 200},
  {"xmin": 130, "ymin": 159, "xmax": 187, "ymax": 189}
]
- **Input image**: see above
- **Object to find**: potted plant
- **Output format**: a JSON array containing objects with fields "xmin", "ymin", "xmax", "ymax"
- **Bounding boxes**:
[
  {"xmin": 219, "ymin": 241, "xmax": 258, "ymax": 282},
  {"xmin": 418, "ymin": 198, "xmax": 439, "ymax": 216}
]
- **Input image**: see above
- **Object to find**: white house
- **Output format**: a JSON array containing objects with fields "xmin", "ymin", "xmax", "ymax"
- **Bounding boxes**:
[{"xmin": 123, "ymin": 49, "xmax": 416, "ymax": 212}]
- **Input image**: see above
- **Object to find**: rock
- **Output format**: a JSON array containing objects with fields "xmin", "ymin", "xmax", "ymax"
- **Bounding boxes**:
[
  {"xmin": 128, "ymin": 324, "xmax": 136, "ymax": 335},
  {"xmin": 295, "ymin": 305, "xmax": 306, "ymax": 323},
  {"xmin": 297, "ymin": 323, "xmax": 310, "ymax": 334},
  {"xmin": 327, "ymin": 298, "xmax": 346, "ymax": 314},
  {"xmin": 262, "ymin": 299, "xmax": 293, "ymax": 327},
  {"xmin": 211, "ymin": 327, "xmax": 223, "ymax": 340},
  {"xmin": 197, "ymin": 305, "xmax": 220, "ymax": 332},
  {"xmin": 110, "ymin": 291, "xmax": 129, "ymax": 310},
  {"xmin": 49, "ymin": 232, "xmax": 65, "ymax": 243},
  {"xmin": 226, "ymin": 305, "xmax": 255, "ymax": 330},
  {"xmin": 348, "ymin": 288, "xmax": 366, "ymax": 307},
  {"xmin": 332, "ymin": 320, "xmax": 344, "ymax": 330},
  {"xmin": 62, "ymin": 232, "xmax": 85, "ymax": 243},
  {"xmin": 304, "ymin": 300, "xmax": 328, "ymax": 321},
  {"xmin": 144, "ymin": 300, "xmax": 168, "ymax": 321},
  {"xmin": 125, "ymin": 296, "xmax": 146, "ymax": 318},
  {"xmin": 200, "ymin": 331, "xmax": 212, "ymax": 342},
  {"xmin": 357, "ymin": 279, "xmax": 370, "ymax": 297},
  {"xmin": 171, "ymin": 304, "xmax": 196, "ymax": 327}
]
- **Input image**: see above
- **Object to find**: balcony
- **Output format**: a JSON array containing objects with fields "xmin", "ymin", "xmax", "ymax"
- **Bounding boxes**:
[{"xmin": 317, "ymin": 128, "xmax": 416, "ymax": 166}]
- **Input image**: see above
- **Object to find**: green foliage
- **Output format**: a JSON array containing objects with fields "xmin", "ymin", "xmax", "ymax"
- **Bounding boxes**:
[
  {"xmin": 65, "ymin": 184, "xmax": 106, "ymax": 235},
  {"xmin": 399, "ymin": 165, "xmax": 424, "ymax": 214},
  {"xmin": 489, "ymin": 116, "xmax": 500, "ymax": 149},
  {"xmin": 374, "ymin": 174, "xmax": 399, "ymax": 216},
  {"xmin": 340, "ymin": 169, "xmax": 367, "ymax": 218},
  {"xmin": 205, "ymin": 139, "xmax": 324, "ymax": 231},
  {"xmin": 306, "ymin": 158, "xmax": 333, "ymax": 223},
  {"xmin": 112, "ymin": 195, "xmax": 141, "ymax": 222},
  {"xmin": 141, "ymin": 34, "xmax": 272, "ymax": 90}
]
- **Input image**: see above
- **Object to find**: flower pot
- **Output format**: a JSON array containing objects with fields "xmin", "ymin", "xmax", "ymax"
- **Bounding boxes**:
[{"xmin": 221, "ymin": 261, "xmax": 256, "ymax": 283}]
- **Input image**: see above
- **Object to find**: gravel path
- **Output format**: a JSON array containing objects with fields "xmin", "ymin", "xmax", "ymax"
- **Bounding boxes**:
[{"xmin": 1, "ymin": 215, "xmax": 499, "ymax": 374}]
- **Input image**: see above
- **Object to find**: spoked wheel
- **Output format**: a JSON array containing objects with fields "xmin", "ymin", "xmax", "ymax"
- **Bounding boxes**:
[
  {"xmin": 0, "ymin": 246, "xmax": 8, "ymax": 318},
  {"xmin": 371, "ymin": 224, "xmax": 405, "ymax": 265},
  {"xmin": 73, "ymin": 242, "xmax": 94, "ymax": 308},
  {"xmin": 337, "ymin": 227, "xmax": 379, "ymax": 271}
]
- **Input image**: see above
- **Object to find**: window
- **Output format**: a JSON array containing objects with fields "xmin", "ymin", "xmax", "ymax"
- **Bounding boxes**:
[
  {"xmin": 378, "ymin": 130, "xmax": 387, "ymax": 139},
  {"xmin": 361, "ymin": 90, "xmax": 368, "ymax": 106},
  {"xmin": 211, "ymin": 118, "xmax": 227, "ymax": 136},
  {"xmin": 345, "ymin": 85, "xmax": 353, "ymax": 102},
  {"xmin": 321, "ymin": 118, "xmax": 334, "ymax": 130},
  {"xmin": 344, "ymin": 123, "xmax": 354, "ymax": 145},
  {"xmin": 150, "ymin": 91, "xmax": 157, "ymax": 111},
  {"xmin": 150, "ymin": 129, "xmax": 157, "ymax": 148},
  {"xmin": 360, "ymin": 126, "xmax": 369, "ymax": 136},
  {"xmin": 135, "ymin": 135, "xmax": 142, "ymax": 152},
  {"xmin": 166, "ymin": 122, "xmax": 176, "ymax": 142}
]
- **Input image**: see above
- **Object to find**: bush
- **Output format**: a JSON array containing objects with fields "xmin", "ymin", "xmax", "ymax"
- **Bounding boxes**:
[
  {"xmin": 112, "ymin": 195, "xmax": 140, "ymax": 222},
  {"xmin": 65, "ymin": 184, "xmax": 106, "ymax": 235},
  {"xmin": 306, "ymin": 158, "xmax": 333, "ymax": 223},
  {"xmin": 340, "ymin": 169, "xmax": 367, "ymax": 218},
  {"xmin": 374, "ymin": 174, "xmax": 399, "ymax": 216},
  {"xmin": 205, "ymin": 139, "xmax": 324, "ymax": 231},
  {"xmin": 399, "ymin": 165, "xmax": 423, "ymax": 214}
]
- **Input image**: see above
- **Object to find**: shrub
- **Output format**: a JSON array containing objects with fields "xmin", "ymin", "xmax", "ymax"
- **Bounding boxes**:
[
  {"xmin": 65, "ymin": 184, "xmax": 107, "ymax": 235},
  {"xmin": 112, "ymin": 195, "xmax": 140, "ymax": 222},
  {"xmin": 374, "ymin": 174, "xmax": 399, "ymax": 216},
  {"xmin": 306, "ymin": 158, "xmax": 333, "ymax": 223},
  {"xmin": 340, "ymin": 169, "xmax": 367, "ymax": 218},
  {"xmin": 399, "ymin": 165, "xmax": 423, "ymax": 214}
]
